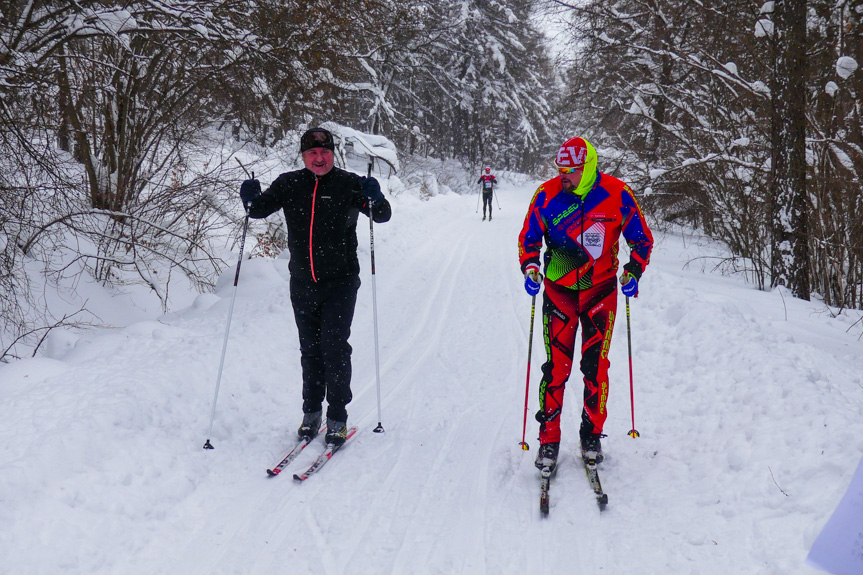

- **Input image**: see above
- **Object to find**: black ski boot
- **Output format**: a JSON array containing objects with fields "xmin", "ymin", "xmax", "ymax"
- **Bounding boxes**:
[
  {"xmin": 325, "ymin": 417, "xmax": 348, "ymax": 447},
  {"xmin": 297, "ymin": 410, "xmax": 322, "ymax": 441},
  {"xmin": 534, "ymin": 442, "xmax": 559, "ymax": 472},
  {"xmin": 580, "ymin": 432, "xmax": 604, "ymax": 463}
]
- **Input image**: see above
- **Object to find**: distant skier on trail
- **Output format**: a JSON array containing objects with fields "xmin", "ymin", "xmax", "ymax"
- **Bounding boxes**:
[
  {"xmin": 239, "ymin": 127, "xmax": 392, "ymax": 447},
  {"xmin": 477, "ymin": 166, "xmax": 497, "ymax": 221},
  {"xmin": 517, "ymin": 136, "xmax": 653, "ymax": 472}
]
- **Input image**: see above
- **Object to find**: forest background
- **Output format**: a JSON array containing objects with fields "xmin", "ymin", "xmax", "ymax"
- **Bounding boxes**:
[{"xmin": 1, "ymin": 0, "xmax": 861, "ymax": 361}]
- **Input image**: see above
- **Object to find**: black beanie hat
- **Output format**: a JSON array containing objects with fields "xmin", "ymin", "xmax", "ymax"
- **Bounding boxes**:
[{"xmin": 300, "ymin": 128, "xmax": 335, "ymax": 152}]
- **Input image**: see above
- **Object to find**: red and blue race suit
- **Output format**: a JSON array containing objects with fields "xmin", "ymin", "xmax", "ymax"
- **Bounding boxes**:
[
  {"xmin": 518, "ymin": 171, "xmax": 653, "ymax": 443},
  {"xmin": 478, "ymin": 174, "xmax": 496, "ymax": 217}
]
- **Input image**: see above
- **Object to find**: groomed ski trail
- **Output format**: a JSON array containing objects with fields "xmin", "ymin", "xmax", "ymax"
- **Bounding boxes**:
[{"xmin": 13, "ymin": 179, "xmax": 861, "ymax": 575}]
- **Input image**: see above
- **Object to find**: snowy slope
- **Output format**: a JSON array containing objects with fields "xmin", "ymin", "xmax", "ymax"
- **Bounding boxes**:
[{"xmin": 1, "ymin": 181, "xmax": 862, "ymax": 575}]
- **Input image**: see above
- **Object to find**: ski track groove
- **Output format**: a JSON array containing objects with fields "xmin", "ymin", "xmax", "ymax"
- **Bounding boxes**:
[
  {"xmin": 360, "ymin": 198, "xmax": 514, "ymax": 573},
  {"xmin": 353, "ymin": 215, "xmax": 481, "ymax": 424},
  {"xmin": 338, "ymin": 444, "xmax": 407, "ymax": 572},
  {"xmin": 491, "ymin": 199, "xmax": 553, "ymax": 569},
  {"xmin": 456, "ymin": 192, "xmax": 545, "ymax": 573},
  {"xmin": 326, "ymin": 204, "xmax": 484, "ymax": 572},
  {"xmin": 382, "ymin": 220, "xmax": 484, "ymax": 572},
  {"xmin": 378, "ymin": 229, "xmax": 476, "ymax": 387},
  {"xmin": 304, "ymin": 505, "xmax": 339, "ymax": 575},
  {"xmin": 487, "ymin": 199, "xmax": 553, "ymax": 569},
  {"xmin": 181, "ymin": 475, "xmax": 307, "ymax": 575},
  {"xmin": 388, "ymin": 421, "xmax": 464, "ymax": 574}
]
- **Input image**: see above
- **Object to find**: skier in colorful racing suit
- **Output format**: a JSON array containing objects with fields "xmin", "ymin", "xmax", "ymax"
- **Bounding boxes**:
[
  {"xmin": 518, "ymin": 137, "xmax": 653, "ymax": 469},
  {"xmin": 477, "ymin": 166, "xmax": 497, "ymax": 221}
]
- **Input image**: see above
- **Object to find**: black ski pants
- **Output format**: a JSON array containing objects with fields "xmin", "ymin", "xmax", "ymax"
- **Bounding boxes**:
[
  {"xmin": 482, "ymin": 191, "xmax": 493, "ymax": 217},
  {"xmin": 290, "ymin": 275, "xmax": 361, "ymax": 422}
]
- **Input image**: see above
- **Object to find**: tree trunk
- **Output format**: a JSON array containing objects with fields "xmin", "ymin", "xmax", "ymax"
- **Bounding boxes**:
[{"xmin": 770, "ymin": 0, "xmax": 810, "ymax": 300}]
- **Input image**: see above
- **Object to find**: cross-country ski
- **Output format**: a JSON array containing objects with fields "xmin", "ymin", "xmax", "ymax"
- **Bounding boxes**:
[
  {"xmin": 583, "ymin": 455, "xmax": 608, "ymax": 509},
  {"xmin": 293, "ymin": 427, "xmax": 358, "ymax": 481},
  {"xmin": 266, "ymin": 424, "xmax": 327, "ymax": 477}
]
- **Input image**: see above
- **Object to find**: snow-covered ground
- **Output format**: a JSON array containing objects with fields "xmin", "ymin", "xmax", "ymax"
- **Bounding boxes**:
[{"xmin": 2, "ymin": 178, "xmax": 862, "ymax": 574}]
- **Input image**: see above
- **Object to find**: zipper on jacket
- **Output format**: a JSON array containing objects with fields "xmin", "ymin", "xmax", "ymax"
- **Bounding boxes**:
[
  {"xmin": 309, "ymin": 176, "xmax": 319, "ymax": 282},
  {"xmin": 577, "ymin": 196, "xmax": 584, "ymax": 314}
]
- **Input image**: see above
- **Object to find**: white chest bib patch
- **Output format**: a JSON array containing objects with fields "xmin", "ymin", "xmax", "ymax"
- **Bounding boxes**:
[{"xmin": 578, "ymin": 221, "xmax": 605, "ymax": 261}]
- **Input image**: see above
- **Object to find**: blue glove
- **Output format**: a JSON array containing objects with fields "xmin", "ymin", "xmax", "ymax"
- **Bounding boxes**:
[
  {"xmin": 240, "ymin": 179, "xmax": 261, "ymax": 208},
  {"xmin": 360, "ymin": 177, "xmax": 384, "ymax": 203},
  {"xmin": 620, "ymin": 273, "xmax": 639, "ymax": 297},
  {"xmin": 524, "ymin": 265, "xmax": 541, "ymax": 296}
]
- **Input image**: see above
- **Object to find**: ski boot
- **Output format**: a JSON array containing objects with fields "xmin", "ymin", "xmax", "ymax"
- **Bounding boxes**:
[
  {"xmin": 580, "ymin": 432, "xmax": 604, "ymax": 463},
  {"xmin": 297, "ymin": 411, "xmax": 322, "ymax": 441},
  {"xmin": 534, "ymin": 442, "xmax": 559, "ymax": 472},
  {"xmin": 325, "ymin": 417, "xmax": 348, "ymax": 447}
]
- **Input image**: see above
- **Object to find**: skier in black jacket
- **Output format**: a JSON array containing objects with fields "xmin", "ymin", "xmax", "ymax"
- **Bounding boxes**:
[{"xmin": 239, "ymin": 127, "xmax": 391, "ymax": 446}]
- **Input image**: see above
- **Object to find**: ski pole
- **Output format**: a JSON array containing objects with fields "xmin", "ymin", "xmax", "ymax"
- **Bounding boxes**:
[
  {"xmin": 495, "ymin": 189, "xmax": 501, "ymax": 210},
  {"xmin": 204, "ymin": 168, "xmax": 253, "ymax": 449},
  {"xmin": 625, "ymin": 295, "xmax": 640, "ymax": 438},
  {"xmin": 367, "ymin": 161, "xmax": 385, "ymax": 434},
  {"xmin": 520, "ymin": 290, "xmax": 539, "ymax": 450},
  {"xmin": 475, "ymin": 186, "xmax": 481, "ymax": 213}
]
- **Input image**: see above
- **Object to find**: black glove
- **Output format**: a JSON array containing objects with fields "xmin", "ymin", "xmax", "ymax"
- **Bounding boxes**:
[
  {"xmin": 622, "ymin": 261, "xmax": 643, "ymax": 281},
  {"xmin": 240, "ymin": 179, "xmax": 261, "ymax": 208},
  {"xmin": 360, "ymin": 176, "xmax": 384, "ymax": 203}
]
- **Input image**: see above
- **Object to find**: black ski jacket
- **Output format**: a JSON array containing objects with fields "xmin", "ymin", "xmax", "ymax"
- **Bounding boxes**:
[{"xmin": 246, "ymin": 167, "xmax": 391, "ymax": 282}]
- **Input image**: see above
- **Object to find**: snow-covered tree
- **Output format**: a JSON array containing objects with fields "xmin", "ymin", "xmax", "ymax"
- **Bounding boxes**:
[
  {"xmin": 804, "ymin": 0, "xmax": 863, "ymax": 308},
  {"xmin": 343, "ymin": 0, "xmax": 556, "ymax": 173},
  {"xmin": 549, "ymin": 0, "xmax": 862, "ymax": 307},
  {"xmin": 0, "ymin": 1, "xmax": 259, "ymax": 358}
]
